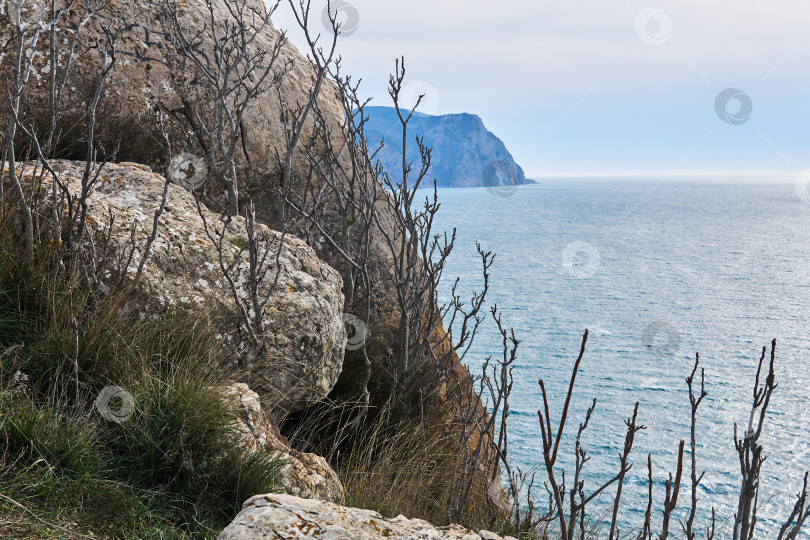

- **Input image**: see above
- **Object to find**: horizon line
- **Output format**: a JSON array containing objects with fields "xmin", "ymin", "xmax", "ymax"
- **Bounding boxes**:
[{"xmin": 527, "ymin": 170, "xmax": 798, "ymax": 179}]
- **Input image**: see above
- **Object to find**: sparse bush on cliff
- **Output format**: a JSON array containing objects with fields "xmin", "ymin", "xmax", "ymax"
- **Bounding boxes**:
[
  {"xmin": 271, "ymin": 22, "xmax": 508, "ymax": 525},
  {"xmin": 162, "ymin": 0, "xmax": 291, "ymax": 216}
]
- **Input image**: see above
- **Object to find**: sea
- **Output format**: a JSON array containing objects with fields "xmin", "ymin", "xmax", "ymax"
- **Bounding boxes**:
[{"xmin": 433, "ymin": 177, "xmax": 810, "ymax": 538}]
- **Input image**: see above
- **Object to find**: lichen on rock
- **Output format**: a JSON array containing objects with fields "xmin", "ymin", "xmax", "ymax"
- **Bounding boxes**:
[
  {"xmin": 222, "ymin": 383, "xmax": 343, "ymax": 503},
  {"xmin": 217, "ymin": 493, "xmax": 518, "ymax": 540},
  {"xmin": 25, "ymin": 160, "xmax": 346, "ymax": 420}
]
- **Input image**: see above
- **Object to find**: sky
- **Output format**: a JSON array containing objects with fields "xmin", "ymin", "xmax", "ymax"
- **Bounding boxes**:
[{"xmin": 270, "ymin": 1, "xmax": 810, "ymax": 177}]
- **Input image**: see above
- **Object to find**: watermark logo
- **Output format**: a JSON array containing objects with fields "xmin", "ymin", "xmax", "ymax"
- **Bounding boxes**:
[
  {"xmin": 323, "ymin": 0, "xmax": 360, "ymax": 37},
  {"xmin": 95, "ymin": 385, "xmax": 135, "ymax": 423},
  {"xmin": 401, "ymin": 80, "xmax": 441, "ymax": 115},
  {"xmin": 715, "ymin": 88, "xmax": 753, "ymax": 125},
  {"xmin": 634, "ymin": 8, "xmax": 673, "ymax": 46},
  {"xmin": 168, "ymin": 153, "xmax": 207, "ymax": 191},
  {"xmin": 4, "ymin": 0, "xmax": 23, "ymax": 27},
  {"xmin": 794, "ymin": 169, "xmax": 810, "ymax": 203},
  {"xmin": 482, "ymin": 161, "xmax": 521, "ymax": 198},
  {"xmin": 562, "ymin": 242, "xmax": 601, "ymax": 278},
  {"xmin": 641, "ymin": 321, "xmax": 680, "ymax": 358},
  {"xmin": 488, "ymin": 476, "xmax": 513, "ymax": 514},
  {"xmin": 341, "ymin": 313, "xmax": 368, "ymax": 351}
]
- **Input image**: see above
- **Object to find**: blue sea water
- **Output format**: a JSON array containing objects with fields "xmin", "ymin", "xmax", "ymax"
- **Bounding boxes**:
[{"xmin": 433, "ymin": 178, "xmax": 810, "ymax": 538}]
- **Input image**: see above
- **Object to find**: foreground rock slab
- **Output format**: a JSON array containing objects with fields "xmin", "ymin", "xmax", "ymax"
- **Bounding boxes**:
[{"xmin": 218, "ymin": 493, "xmax": 517, "ymax": 540}]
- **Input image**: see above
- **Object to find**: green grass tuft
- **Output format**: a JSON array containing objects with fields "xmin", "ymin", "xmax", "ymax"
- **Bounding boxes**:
[{"xmin": 0, "ymin": 229, "xmax": 281, "ymax": 538}]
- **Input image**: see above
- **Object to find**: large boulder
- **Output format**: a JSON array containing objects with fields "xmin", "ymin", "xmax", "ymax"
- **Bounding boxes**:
[
  {"xmin": 0, "ymin": 0, "xmax": 345, "ymax": 192},
  {"xmin": 217, "ymin": 494, "xmax": 518, "ymax": 540},
  {"xmin": 222, "ymin": 383, "xmax": 343, "ymax": 503},
  {"xmin": 24, "ymin": 160, "xmax": 347, "ymax": 419}
]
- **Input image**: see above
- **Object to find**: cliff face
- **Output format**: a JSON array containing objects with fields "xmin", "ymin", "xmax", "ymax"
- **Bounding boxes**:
[
  {"xmin": 0, "ymin": 0, "xmax": 516, "ymax": 531},
  {"xmin": 1, "ymin": 0, "xmax": 391, "ymax": 410},
  {"xmin": 0, "ymin": 0, "xmax": 346, "ymax": 210},
  {"xmin": 363, "ymin": 106, "xmax": 529, "ymax": 189},
  {"xmin": 4, "ymin": 0, "xmax": 502, "ymax": 509}
]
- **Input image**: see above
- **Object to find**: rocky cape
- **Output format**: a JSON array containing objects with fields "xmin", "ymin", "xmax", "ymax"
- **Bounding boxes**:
[{"xmin": 363, "ymin": 106, "xmax": 532, "ymax": 189}]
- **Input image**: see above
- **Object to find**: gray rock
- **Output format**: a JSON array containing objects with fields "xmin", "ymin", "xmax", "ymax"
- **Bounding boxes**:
[
  {"xmin": 23, "ymin": 160, "xmax": 346, "ymax": 419},
  {"xmin": 217, "ymin": 493, "xmax": 518, "ymax": 540},
  {"xmin": 3, "ymin": 0, "xmax": 501, "ymax": 469},
  {"xmin": 222, "ymin": 383, "xmax": 343, "ymax": 503}
]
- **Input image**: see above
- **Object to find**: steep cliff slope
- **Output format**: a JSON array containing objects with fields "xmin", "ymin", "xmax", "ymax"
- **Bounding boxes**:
[
  {"xmin": 1, "ymin": 0, "xmax": 509, "ymax": 531},
  {"xmin": 364, "ymin": 106, "xmax": 530, "ymax": 189},
  {"xmin": 2, "ymin": 0, "xmax": 498, "ymax": 491}
]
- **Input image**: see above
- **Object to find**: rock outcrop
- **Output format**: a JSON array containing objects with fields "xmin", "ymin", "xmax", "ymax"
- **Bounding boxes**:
[
  {"xmin": 363, "ymin": 106, "xmax": 531, "ymax": 190},
  {"xmin": 1, "ymin": 0, "xmax": 396, "ymax": 410},
  {"xmin": 25, "ymin": 160, "xmax": 346, "ymax": 419},
  {"xmin": 0, "ymin": 0, "xmax": 345, "ymax": 207},
  {"xmin": 222, "ymin": 383, "xmax": 343, "ymax": 503},
  {"xmin": 4, "ymin": 0, "xmax": 514, "ymax": 529},
  {"xmin": 217, "ymin": 494, "xmax": 517, "ymax": 540},
  {"xmin": 5, "ymin": 0, "xmax": 504, "ymax": 488}
]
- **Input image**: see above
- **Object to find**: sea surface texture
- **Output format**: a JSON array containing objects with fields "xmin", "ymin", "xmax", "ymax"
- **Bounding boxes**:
[{"xmin": 434, "ymin": 178, "xmax": 810, "ymax": 538}]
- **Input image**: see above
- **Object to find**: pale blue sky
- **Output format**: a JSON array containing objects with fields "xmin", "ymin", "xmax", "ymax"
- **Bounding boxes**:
[{"xmin": 271, "ymin": 1, "xmax": 810, "ymax": 177}]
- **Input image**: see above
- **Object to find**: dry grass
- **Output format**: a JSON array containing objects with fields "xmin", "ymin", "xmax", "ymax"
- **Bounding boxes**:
[{"xmin": 336, "ymin": 407, "xmax": 510, "ymax": 534}]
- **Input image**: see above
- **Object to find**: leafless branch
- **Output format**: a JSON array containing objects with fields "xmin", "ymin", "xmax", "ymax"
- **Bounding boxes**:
[
  {"xmin": 683, "ymin": 353, "xmax": 709, "ymax": 540},
  {"xmin": 661, "ymin": 438, "xmax": 685, "ymax": 540},
  {"xmin": 733, "ymin": 340, "xmax": 778, "ymax": 540},
  {"xmin": 164, "ymin": 0, "xmax": 290, "ymax": 214},
  {"xmin": 777, "ymin": 472, "xmax": 810, "ymax": 540}
]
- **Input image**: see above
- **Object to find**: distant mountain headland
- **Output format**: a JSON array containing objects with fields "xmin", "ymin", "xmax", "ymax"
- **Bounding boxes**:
[{"xmin": 363, "ymin": 106, "xmax": 533, "ymax": 189}]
